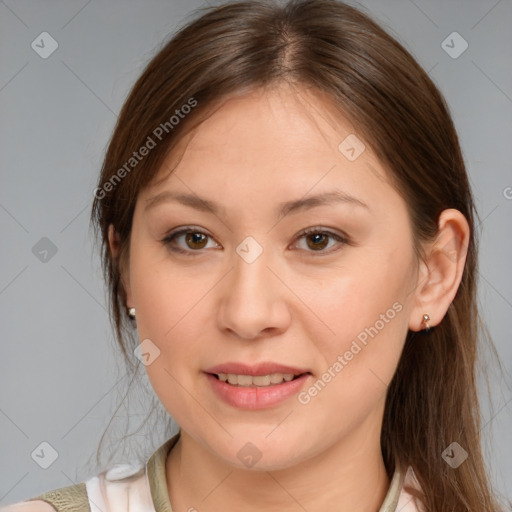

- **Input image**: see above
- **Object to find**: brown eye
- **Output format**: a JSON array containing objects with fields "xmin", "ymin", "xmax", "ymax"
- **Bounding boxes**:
[
  {"xmin": 294, "ymin": 228, "xmax": 348, "ymax": 255},
  {"xmin": 162, "ymin": 227, "xmax": 218, "ymax": 255},
  {"xmin": 184, "ymin": 232, "xmax": 208, "ymax": 250},
  {"xmin": 305, "ymin": 232, "xmax": 330, "ymax": 251},
  {"xmin": 162, "ymin": 226, "xmax": 348, "ymax": 257}
]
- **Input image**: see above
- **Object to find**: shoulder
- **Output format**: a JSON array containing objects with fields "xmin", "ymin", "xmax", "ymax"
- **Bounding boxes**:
[
  {"xmin": 1, "ymin": 464, "xmax": 146, "ymax": 512},
  {"xmin": 2, "ymin": 463, "xmax": 151, "ymax": 512},
  {"xmin": 1, "ymin": 501, "xmax": 57, "ymax": 512},
  {"xmin": 1, "ymin": 482, "xmax": 90, "ymax": 512},
  {"xmin": 3, "ymin": 432, "xmax": 180, "ymax": 512}
]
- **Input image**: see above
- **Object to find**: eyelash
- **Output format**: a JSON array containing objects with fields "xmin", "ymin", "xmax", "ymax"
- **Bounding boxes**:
[{"xmin": 161, "ymin": 226, "xmax": 349, "ymax": 257}]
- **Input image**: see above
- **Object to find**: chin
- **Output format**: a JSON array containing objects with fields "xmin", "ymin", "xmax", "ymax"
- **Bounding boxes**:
[{"xmin": 210, "ymin": 429, "xmax": 310, "ymax": 471}]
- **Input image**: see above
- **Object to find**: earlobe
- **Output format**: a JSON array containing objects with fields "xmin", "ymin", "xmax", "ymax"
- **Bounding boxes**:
[{"xmin": 409, "ymin": 208, "xmax": 470, "ymax": 332}]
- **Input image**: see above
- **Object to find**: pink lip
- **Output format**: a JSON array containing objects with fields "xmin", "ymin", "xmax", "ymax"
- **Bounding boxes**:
[
  {"xmin": 203, "ymin": 362, "xmax": 312, "ymax": 409},
  {"xmin": 205, "ymin": 372, "xmax": 311, "ymax": 409},
  {"xmin": 204, "ymin": 361, "xmax": 311, "ymax": 376}
]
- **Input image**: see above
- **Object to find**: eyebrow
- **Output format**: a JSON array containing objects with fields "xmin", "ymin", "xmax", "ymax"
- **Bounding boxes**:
[{"xmin": 144, "ymin": 189, "xmax": 369, "ymax": 218}]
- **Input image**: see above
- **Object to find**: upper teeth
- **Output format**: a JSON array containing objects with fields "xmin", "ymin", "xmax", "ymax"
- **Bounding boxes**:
[{"xmin": 217, "ymin": 373, "xmax": 298, "ymax": 387}]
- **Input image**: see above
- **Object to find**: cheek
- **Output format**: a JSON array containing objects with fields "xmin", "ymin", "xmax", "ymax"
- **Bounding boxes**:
[
  {"xmin": 129, "ymin": 258, "xmax": 207, "ymax": 419},
  {"xmin": 298, "ymin": 279, "xmax": 408, "ymax": 431},
  {"xmin": 305, "ymin": 243, "xmax": 413, "ymax": 388},
  {"xmin": 128, "ymin": 249, "xmax": 220, "ymax": 395},
  {"xmin": 129, "ymin": 243, "xmax": 208, "ymax": 339}
]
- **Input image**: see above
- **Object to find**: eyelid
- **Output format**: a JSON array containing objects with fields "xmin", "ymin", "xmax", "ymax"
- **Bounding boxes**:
[
  {"xmin": 161, "ymin": 226, "xmax": 218, "ymax": 254},
  {"xmin": 161, "ymin": 225, "xmax": 349, "ymax": 256},
  {"xmin": 292, "ymin": 226, "xmax": 349, "ymax": 255}
]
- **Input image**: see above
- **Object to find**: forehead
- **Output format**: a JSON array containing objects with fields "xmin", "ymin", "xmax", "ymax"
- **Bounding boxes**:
[
  {"xmin": 163, "ymin": 84, "xmax": 358, "ymax": 168},
  {"xmin": 143, "ymin": 84, "xmax": 396, "ymax": 211}
]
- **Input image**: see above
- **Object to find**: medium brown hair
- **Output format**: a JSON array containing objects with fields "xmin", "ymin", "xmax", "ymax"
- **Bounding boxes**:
[{"xmin": 90, "ymin": 1, "xmax": 504, "ymax": 509}]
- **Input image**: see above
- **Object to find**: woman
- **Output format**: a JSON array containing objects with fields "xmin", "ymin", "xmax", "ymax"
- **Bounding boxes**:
[{"xmin": 4, "ymin": 0, "xmax": 504, "ymax": 510}]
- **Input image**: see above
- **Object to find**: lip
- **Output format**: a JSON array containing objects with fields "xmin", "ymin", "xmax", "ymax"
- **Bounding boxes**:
[
  {"xmin": 204, "ymin": 361, "xmax": 311, "ymax": 376},
  {"xmin": 205, "ymin": 372, "xmax": 311, "ymax": 409},
  {"xmin": 203, "ymin": 362, "xmax": 312, "ymax": 410}
]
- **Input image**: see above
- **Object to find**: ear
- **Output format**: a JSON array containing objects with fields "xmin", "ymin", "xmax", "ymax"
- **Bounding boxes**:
[
  {"xmin": 408, "ymin": 208, "xmax": 470, "ymax": 332},
  {"xmin": 108, "ymin": 224, "xmax": 133, "ymax": 307}
]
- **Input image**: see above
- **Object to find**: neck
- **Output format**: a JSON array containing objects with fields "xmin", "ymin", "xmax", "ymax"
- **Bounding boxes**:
[{"xmin": 166, "ymin": 420, "xmax": 391, "ymax": 511}]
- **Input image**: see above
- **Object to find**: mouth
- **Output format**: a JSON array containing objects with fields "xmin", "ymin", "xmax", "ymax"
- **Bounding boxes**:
[
  {"xmin": 203, "ymin": 362, "xmax": 313, "ymax": 408},
  {"xmin": 207, "ymin": 371, "xmax": 311, "ymax": 387},
  {"xmin": 205, "ymin": 370, "xmax": 312, "ymax": 409}
]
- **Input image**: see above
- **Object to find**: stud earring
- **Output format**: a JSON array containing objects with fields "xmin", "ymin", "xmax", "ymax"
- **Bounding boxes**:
[
  {"xmin": 128, "ymin": 307, "xmax": 136, "ymax": 320},
  {"xmin": 422, "ymin": 313, "xmax": 431, "ymax": 332}
]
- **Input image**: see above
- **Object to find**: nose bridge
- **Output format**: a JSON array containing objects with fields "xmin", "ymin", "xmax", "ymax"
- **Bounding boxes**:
[
  {"xmin": 231, "ymin": 234, "xmax": 275, "ymax": 299},
  {"xmin": 217, "ymin": 234, "xmax": 290, "ymax": 338}
]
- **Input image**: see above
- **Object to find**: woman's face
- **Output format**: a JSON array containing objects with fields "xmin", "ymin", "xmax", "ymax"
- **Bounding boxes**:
[{"xmin": 124, "ymin": 83, "xmax": 421, "ymax": 470}]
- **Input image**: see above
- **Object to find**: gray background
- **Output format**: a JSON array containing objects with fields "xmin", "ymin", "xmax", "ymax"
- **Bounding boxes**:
[{"xmin": 1, "ymin": 0, "xmax": 511, "ymax": 507}]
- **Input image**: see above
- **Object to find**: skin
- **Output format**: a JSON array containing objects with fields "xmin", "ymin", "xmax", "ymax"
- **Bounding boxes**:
[{"xmin": 103, "ymin": 83, "xmax": 469, "ymax": 512}]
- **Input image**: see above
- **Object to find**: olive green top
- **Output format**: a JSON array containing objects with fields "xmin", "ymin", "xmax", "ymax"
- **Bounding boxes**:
[{"xmin": 25, "ymin": 431, "xmax": 415, "ymax": 511}]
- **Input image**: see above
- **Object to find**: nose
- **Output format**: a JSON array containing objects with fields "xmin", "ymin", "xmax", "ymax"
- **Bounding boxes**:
[{"xmin": 217, "ymin": 243, "xmax": 291, "ymax": 341}]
